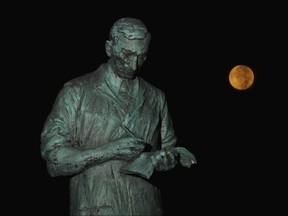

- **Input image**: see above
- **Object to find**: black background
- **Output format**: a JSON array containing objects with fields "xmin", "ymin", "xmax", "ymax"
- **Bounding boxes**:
[{"xmin": 7, "ymin": 2, "xmax": 286, "ymax": 215}]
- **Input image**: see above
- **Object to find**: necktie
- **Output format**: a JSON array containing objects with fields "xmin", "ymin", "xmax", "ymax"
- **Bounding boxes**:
[{"xmin": 119, "ymin": 80, "xmax": 131, "ymax": 104}]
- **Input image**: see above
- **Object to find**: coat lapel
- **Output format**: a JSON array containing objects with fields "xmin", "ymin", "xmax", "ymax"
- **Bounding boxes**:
[
  {"xmin": 93, "ymin": 64, "xmax": 127, "ymax": 112},
  {"xmin": 92, "ymin": 63, "xmax": 147, "ymax": 127},
  {"xmin": 121, "ymin": 78, "xmax": 146, "ymax": 126}
]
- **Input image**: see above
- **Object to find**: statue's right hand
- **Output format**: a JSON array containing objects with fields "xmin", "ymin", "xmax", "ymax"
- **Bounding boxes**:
[{"xmin": 109, "ymin": 137, "xmax": 146, "ymax": 161}]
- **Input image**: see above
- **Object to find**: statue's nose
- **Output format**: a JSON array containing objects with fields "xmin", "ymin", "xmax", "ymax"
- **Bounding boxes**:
[{"xmin": 129, "ymin": 56, "xmax": 138, "ymax": 71}]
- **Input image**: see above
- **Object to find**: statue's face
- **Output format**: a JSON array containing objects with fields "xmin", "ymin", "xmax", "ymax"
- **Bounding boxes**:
[{"xmin": 112, "ymin": 33, "xmax": 149, "ymax": 79}]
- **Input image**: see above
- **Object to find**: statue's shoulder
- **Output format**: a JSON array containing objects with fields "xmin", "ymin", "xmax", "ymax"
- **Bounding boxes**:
[
  {"xmin": 139, "ymin": 77, "xmax": 165, "ymax": 97},
  {"xmin": 64, "ymin": 64, "xmax": 106, "ymax": 89}
]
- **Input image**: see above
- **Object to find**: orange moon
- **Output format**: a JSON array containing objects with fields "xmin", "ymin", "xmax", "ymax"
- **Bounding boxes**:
[{"xmin": 228, "ymin": 65, "xmax": 254, "ymax": 90}]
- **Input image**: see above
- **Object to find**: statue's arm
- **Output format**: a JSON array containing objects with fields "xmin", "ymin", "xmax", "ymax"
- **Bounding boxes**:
[
  {"xmin": 40, "ymin": 84, "xmax": 113, "ymax": 176},
  {"xmin": 147, "ymin": 93, "xmax": 178, "ymax": 172},
  {"xmin": 41, "ymin": 84, "xmax": 146, "ymax": 177},
  {"xmin": 43, "ymin": 138, "xmax": 145, "ymax": 177},
  {"xmin": 150, "ymin": 92, "xmax": 196, "ymax": 171},
  {"xmin": 151, "ymin": 92, "xmax": 196, "ymax": 171},
  {"xmin": 43, "ymin": 143, "xmax": 116, "ymax": 177},
  {"xmin": 159, "ymin": 94, "xmax": 177, "ymax": 149}
]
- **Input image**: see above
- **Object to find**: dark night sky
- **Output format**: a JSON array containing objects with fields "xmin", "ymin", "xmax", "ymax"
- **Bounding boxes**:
[{"xmin": 8, "ymin": 2, "xmax": 286, "ymax": 215}]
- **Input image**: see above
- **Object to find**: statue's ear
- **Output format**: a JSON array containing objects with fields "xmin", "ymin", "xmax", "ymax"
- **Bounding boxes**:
[{"xmin": 105, "ymin": 40, "xmax": 112, "ymax": 57}]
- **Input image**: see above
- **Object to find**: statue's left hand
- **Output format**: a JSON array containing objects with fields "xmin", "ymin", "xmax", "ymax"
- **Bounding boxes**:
[{"xmin": 150, "ymin": 147, "xmax": 179, "ymax": 172}]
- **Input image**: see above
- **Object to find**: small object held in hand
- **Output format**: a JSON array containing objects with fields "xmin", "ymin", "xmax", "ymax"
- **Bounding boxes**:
[
  {"xmin": 121, "ymin": 147, "xmax": 196, "ymax": 179},
  {"xmin": 121, "ymin": 153, "xmax": 154, "ymax": 179}
]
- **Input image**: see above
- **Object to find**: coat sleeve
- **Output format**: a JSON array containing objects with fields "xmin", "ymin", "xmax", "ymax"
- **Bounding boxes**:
[
  {"xmin": 158, "ymin": 92, "xmax": 177, "ymax": 149},
  {"xmin": 40, "ymin": 83, "xmax": 80, "ymax": 175}
]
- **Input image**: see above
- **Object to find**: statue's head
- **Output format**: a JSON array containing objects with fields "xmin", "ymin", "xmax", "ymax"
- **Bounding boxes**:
[{"xmin": 105, "ymin": 17, "xmax": 151, "ymax": 79}]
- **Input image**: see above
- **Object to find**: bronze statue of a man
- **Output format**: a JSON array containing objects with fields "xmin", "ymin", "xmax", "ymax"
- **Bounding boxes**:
[{"xmin": 41, "ymin": 17, "xmax": 196, "ymax": 216}]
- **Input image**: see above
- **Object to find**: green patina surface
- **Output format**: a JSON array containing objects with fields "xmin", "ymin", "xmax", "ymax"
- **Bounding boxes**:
[{"xmin": 41, "ymin": 17, "xmax": 196, "ymax": 216}]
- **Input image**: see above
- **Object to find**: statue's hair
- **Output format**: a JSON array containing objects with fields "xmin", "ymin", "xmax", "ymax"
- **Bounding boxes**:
[{"xmin": 109, "ymin": 17, "xmax": 150, "ymax": 42}]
